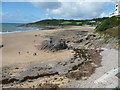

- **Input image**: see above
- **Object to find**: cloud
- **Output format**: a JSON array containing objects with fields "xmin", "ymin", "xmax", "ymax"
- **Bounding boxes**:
[
  {"xmin": 0, "ymin": 12, "xmax": 3, "ymax": 16},
  {"xmin": 50, "ymin": 2, "xmax": 107, "ymax": 18},
  {"xmin": 2, "ymin": 0, "xmax": 118, "ymax": 2},
  {"xmin": 31, "ymin": 1, "xmax": 62, "ymax": 9},
  {"xmin": 31, "ymin": 1, "xmax": 114, "ymax": 19},
  {"xmin": 99, "ymin": 12, "xmax": 109, "ymax": 17}
]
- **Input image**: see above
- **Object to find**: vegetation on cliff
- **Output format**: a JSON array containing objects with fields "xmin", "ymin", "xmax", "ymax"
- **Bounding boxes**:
[
  {"xmin": 96, "ymin": 16, "xmax": 120, "ymax": 46},
  {"xmin": 26, "ymin": 17, "xmax": 108, "ymax": 26},
  {"xmin": 96, "ymin": 16, "xmax": 120, "ymax": 31}
]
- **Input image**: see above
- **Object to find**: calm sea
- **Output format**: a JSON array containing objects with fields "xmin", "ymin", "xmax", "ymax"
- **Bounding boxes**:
[{"xmin": 0, "ymin": 23, "xmax": 45, "ymax": 34}]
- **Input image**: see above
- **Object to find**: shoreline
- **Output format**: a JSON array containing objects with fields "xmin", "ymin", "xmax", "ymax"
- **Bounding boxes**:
[
  {"xmin": 1, "ymin": 25, "xmax": 95, "ymax": 35},
  {"xmin": 0, "ymin": 29, "xmax": 43, "ymax": 35},
  {"xmin": 0, "ymin": 27, "xmax": 49, "ymax": 35}
]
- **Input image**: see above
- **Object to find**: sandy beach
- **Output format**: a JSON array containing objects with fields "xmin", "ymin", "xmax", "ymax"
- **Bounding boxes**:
[
  {"xmin": 1, "ymin": 0, "xmax": 120, "ymax": 89},
  {"xmin": 0, "ymin": 26, "xmax": 119, "ymax": 88},
  {"xmin": 1, "ymin": 26, "xmax": 87, "ymax": 67}
]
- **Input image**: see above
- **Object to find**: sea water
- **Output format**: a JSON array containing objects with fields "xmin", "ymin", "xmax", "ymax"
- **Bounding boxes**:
[{"xmin": 0, "ymin": 23, "xmax": 45, "ymax": 34}]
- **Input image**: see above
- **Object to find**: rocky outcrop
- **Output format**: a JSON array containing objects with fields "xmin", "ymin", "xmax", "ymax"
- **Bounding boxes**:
[
  {"xmin": 38, "ymin": 33, "xmax": 99, "ymax": 52},
  {"xmin": 74, "ymin": 34, "xmax": 97, "ymax": 43},
  {"xmin": 70, "ymin": 33, "xmax": 101, "ymax": 49},
  {"xmin": 1, "ymin": 48, "xmax": 102, "ymax": 86},
  {"xmin": 39, "ymin": 37, "xmax": 68, "ymax": 52}
]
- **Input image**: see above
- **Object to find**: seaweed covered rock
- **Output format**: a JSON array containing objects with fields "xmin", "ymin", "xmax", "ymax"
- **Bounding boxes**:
[{"xmin": 40, "ymin": 37, "xmax": 68, "ymax": 52}]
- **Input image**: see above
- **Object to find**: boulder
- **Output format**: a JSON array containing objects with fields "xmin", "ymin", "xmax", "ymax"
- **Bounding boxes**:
[{"xmin": 40, "ymin": 37, "xmax": 68, "ymax": 52}]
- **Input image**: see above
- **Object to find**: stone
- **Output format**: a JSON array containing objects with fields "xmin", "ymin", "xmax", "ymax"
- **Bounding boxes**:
[
  {"xmin": 33, "ymin": 53, "xmax": 37, "ymax": 56},
  {"xmin": 75, "ymin": 39, "xmax": 83, "ymax": 43},
  {"xmin": 0, "ymin": 44, "xmax": 4, "ymax": 48},
  {"xmin": 40, "ymin": 37, "xmax": 68, "ymax": 52},
  {"xmin": 85, "ymin": 34, "xmax": 96, "ymax": 40}
]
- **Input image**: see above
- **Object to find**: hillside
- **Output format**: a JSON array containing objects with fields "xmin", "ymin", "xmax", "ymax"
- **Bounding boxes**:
[
  {"xmin": 22, "ymin": 17, "xmax": 108, "ymax": 26},
  {"xmin": 96, "ymin": 16, "xmax": 120, "ymax": 31},
  {"xmin": 96, "ymin": 16, "xmax": 120, "ymax": 47}
]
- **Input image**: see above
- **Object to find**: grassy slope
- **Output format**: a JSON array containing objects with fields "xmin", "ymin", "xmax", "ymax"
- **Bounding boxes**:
[
  {"xmin": 96, "ymin": 16, "xmax": 120, "ymax": 45},
  {"xmin": 97, "ymin": 26, "xmax": 120, "ymax": 38},
  {"xmin": 27, "ymin": 18, "xmax": 108, "ymax": 26},
  {"xmin": 96, "ymin": 16, "xmax": 120, "ymax": 31}
]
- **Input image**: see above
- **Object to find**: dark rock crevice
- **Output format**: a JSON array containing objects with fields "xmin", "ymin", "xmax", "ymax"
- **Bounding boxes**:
[
  {"xmin": 20, "ymin": 72, "xmax": 59, "ymax": 82},
  {"xmin": 1, "ymin": 72, "xmax": 59, "ymax": 84}
]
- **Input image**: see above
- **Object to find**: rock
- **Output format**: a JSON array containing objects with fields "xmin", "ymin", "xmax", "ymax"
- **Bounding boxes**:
[
  {"xmin": 82, "ymin": 77, "xmax": 88, "ymax": 80},
  {"xmin": 85, "ymin": 34, "xmax": 96, "ymax": 40},
  {"xmin": 0, "ymin": 44, "xmax": 4, "ymax": 48},
  {"xmin": 74, "ymin": 34, "xmax": 96, "ymax": 43},
  {"xmin": 33, "ymin": 53, "xmax": 37, "ymax": 56},
  {"xmin": 67, "ymin": 43, "xmax": 73, "ymax": 49},
  {"xmin": 85, "ymin": 42, "xmax": 90, "ymax": 45},
  {"xmin": 75, "ymin": 39, "xmax": 83, "ymax": 43},
  {"xmin": 40, "ymin": 37, "xmax": 68, "ymax": 52},
  {"xmin": 66, "ymin": 40, "xmax": 70, "ymax": 43},
  {"xmin": 34, "ymin": 35, "xmax": 37, "ymax": 37}
]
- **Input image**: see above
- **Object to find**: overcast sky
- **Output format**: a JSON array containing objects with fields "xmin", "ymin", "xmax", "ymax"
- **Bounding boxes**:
[{"xmin": 1, "ymin": 0, "xmax": 118, "ymax": 23}]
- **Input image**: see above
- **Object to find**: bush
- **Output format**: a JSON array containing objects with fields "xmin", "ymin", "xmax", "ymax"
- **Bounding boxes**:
[{"xmin": 96, "ymin": 16, "xmax": 120, "ymax": 31}]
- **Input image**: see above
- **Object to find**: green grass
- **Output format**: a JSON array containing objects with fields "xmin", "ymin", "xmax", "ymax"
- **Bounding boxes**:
[
  {"xmin": 96, "ymin": 19, "xmax": 120, "ymax": 46},
  {"xmin": 104, "ymin": 37, "xmax": 110, "ymax": 43},
  {"xmin": 114, "ymin": 87, "xmax": 120, "ymax": 90},
  {"xmin": 96, "ymin": 16, "xmax": 120, "ymax": 44},
  {"xmin": 29, "ymin": 20, "xmax": 82, "ymax": 26},
  {"xmin": 60, "ymin": 21, "xmax": 72, "ymax": 25},
  {"xmin": 97, "ymin": 26, "xmax": 120, "ymax": 39},
  {"xmin": 76, "ymin": 22, "xmax": 82, "ymax": 25}
]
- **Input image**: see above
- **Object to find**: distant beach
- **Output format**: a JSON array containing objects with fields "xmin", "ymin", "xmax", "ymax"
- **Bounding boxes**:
[{"xmin": 0, "ymin": 23, "xmax": 46, "ymax": 34}]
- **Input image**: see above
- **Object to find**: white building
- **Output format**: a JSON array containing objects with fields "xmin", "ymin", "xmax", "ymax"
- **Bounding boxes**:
[{"xmin": 110, "ymin": 0, "xmax": 120, "ymax": 17}]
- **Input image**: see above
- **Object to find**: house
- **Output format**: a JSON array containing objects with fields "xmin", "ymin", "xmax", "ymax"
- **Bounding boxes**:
[
  {"xmin": 89, "ymin": 21, "xmax": 96, "ymax": 23},
  {"xmin": 110, "ymin": 0, "xmax": 120, "ymax": 17}
]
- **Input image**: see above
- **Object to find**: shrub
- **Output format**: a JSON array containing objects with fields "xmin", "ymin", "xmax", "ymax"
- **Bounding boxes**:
[{"xmin": 96, "ymin": 16, "xmax": 120, "ymax": 31}]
